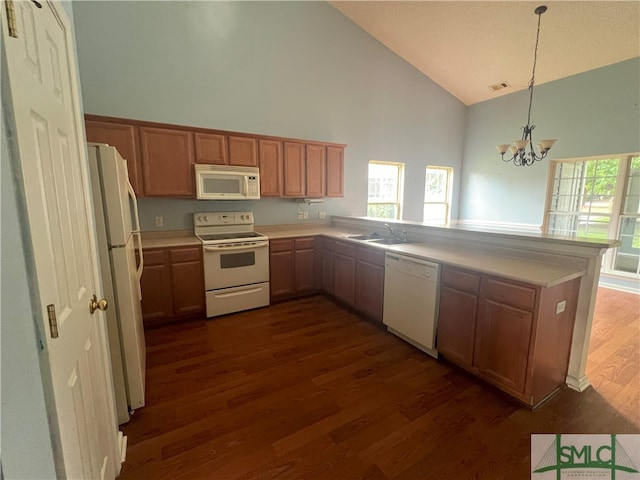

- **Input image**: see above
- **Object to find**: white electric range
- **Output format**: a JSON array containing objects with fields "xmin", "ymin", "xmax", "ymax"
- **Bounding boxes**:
[{"xmin": 194, "ymin": 212, "xmax": 270, "ymax": 317}]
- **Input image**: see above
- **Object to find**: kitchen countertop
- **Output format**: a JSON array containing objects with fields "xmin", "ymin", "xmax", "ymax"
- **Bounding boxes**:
[
  {"xmin": 141, "ymin": 230, "xmax": 201, "ymax": 248},
  {"xmin": 141, "ymin": 225, "xmax": 586, "ymax": 288}
]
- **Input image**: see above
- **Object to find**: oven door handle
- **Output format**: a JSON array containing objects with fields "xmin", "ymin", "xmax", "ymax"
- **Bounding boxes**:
[{"xmin": 203, "ymin": 241, "xmax": 269, "ymax": 252}]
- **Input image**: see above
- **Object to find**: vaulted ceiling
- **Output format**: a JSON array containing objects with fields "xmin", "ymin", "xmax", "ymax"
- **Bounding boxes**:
[{"xmin": 329, "ymin": 1, "xmax": 640, "ymax": 105}]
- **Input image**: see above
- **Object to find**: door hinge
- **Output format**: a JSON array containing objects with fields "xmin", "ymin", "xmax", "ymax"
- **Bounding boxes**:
[
  {"xmin": 47, "ymin": 304, "xmax": 59, "ymax": 338},
  {"xmin": 4, "ymin": 0, "xmax": 18, "ymax": 38}
]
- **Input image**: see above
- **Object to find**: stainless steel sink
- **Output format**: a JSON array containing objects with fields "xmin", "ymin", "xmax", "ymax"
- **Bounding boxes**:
[
  {"xmin": 346, "ymin": 233, "xmax": 381, "ymax": 241},
  {"xmin": 368, "ymin": 238, "xmax": 409, "ymax": 245}
]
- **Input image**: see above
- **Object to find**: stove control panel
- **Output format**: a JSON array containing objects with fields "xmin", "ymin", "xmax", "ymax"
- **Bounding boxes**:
[{"xmin": 194, "ymin": 212, "xmax": 254, "ymax": 227}]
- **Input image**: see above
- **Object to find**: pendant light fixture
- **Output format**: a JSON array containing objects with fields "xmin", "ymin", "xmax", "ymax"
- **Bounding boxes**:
[{"xmin": 496, "ymin": 5, "xmax": 556, "ymax": 166}]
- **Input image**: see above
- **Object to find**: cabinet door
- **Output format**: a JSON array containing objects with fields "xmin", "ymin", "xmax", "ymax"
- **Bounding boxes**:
[
  {"xmin": 170, "ymin": 248, "xmax": 205, "ymax": 316},
  {"xmin": 294, "ymin": 238, "xmax": 315, "ymax": 293},
  {"xmin": 333, "ymin": 244, "xmax": 356, "ymax": 307},
  {"xmin": 305, "ymin": 144, "xmax": 326, "ymax": 197},
  {"xmin": 228, "ymin": 136, "xmax": 258, "ymax": 167},
  {"xmin": 259, "ymin": 139, "xmax": 283, "ymax": 197},
  {"xmin": 326, "ymin": 146, "xmax": 344, "ymax": 197},
  {"xmin": 437, "ymin": 285, "xmax": 478, "ymax": 368},
  {"xmin": 322, "ymin": 242, "xmax": 334, "ymax": 295},
  {"xmin": 474, "ymin": 298, "xmax": 533, "ymax": 395},
  {"xmin": 140, "ymin": 127, "xmax": 194, "ymax": 197},
  {"xmin": 270, "ymin": 240, "xmax": 295, "ymax": 299},
  {"xmin": 194, "ymin": 132, "xmax": 227, "ymax": 165},
  {"xmin": 85, "ymin": 119, "xmax": 144, "ymax": 196},
  {"xmin": 140, "ymin": 250, "xmax": 173, "ymax": 326},
  {"xmin": 283, "ymin": 142, "xmax": 305, "ymax": 197},
  {"xmin": 355, "ymin": 260, "xmax": 384, "ymax": 322}
]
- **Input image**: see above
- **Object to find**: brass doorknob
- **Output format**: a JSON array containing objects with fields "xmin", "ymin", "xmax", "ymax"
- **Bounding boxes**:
[{"xmin": 89, "ymin": 294, "xmax": 109, "ymax": 314}]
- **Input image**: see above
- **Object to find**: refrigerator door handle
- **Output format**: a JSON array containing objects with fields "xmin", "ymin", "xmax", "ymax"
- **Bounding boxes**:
[
  {"xmin": 133, "ymin": 232, "xmax": 144, "ymax": 284},
  {"xmin": 128, "ymin": 180, "xmax": 141, "ymax": 233}
]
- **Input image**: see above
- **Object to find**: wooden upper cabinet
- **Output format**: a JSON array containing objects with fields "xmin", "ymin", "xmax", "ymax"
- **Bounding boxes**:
[
  {"xmin": 139, "ymin": 127, "xmax": 195, "ymax": 197},
  {"xmin": 194, "ymin": 132, "xmax": 227, "ymax": 165},
  {"xmin": 228, "ymin": 136, "xmax": 258, "ymax": 167},
  {"xmin": 306, "ymin": 144, "xmax": 326, "ymax": 198},
  {"xmin": 85, "ymin": 114, "xmax": 346, "ymax": 199},
  {"xmin": 85, "ymin": 118, "xmax": 144, "ymax": 196},
  {"xmin": 283, "ymin": 142, "xmax": 306, "ymax": 197},
  {"xmin": 326, "ymin": 146, "xmax": 344, "ymax": 197},
  {"xmin": 259, "ymin": 139, "xmax": 283, "ymax": 197}
]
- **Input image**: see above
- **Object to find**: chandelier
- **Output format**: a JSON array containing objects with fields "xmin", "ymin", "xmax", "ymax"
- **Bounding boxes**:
[{"xmin": 496, "ymin": 5, "xmax": 556, "ymax": 166}]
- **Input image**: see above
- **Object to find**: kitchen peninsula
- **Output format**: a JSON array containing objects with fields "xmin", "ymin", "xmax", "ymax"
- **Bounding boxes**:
[{"xmin": 141, "ymin": 215, "xmax": 618, "ymax": 407}]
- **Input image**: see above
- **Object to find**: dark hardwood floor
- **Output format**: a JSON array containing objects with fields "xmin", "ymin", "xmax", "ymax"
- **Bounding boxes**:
[{"xmin": 119, "ymin": 288, "xmax": 639, "ymax": 479}]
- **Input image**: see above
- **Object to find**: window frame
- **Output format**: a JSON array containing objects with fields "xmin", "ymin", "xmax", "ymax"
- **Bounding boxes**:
[
  {"xmin": 543, "ymin": 152, "xmax": 640, "ymax": 277},
  {"xmin": 367, "ymin": 160, "xmax": 405, "ymax": 220},
  {"xmin": 423, "ymin": 165, "xmax": 453, "ymax": 225}
]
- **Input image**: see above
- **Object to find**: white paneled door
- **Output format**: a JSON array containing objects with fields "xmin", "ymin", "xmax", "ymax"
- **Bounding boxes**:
[{"xmin": 2, "ymin": 1, "xmax": 121, "ymax": 478}]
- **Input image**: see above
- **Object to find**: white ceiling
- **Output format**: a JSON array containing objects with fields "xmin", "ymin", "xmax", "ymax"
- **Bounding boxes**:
[{"xmin": 329, "ymin": 1, "xmax": 640, "ymax": 105}]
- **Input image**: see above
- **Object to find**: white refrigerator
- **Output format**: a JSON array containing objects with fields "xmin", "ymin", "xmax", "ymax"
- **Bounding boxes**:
[{"xmin": 88, "ymin": 143, "xmax": 146, "ymax": 425}]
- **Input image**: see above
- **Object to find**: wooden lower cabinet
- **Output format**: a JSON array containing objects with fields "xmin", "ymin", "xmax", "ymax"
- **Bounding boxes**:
[
  {"xmin": 139, "ymin": 249, "xmax": 173, "ymax": 324},
  {"xmin": 354, "ymin": 245, "xmax": 385, "ymax": 323},
  {"xmin": 332, "ymin": 241, "xmax": 356, "ymax": 307},
  {"xmin": 140, "ymin": 246, "xmax": 204, "ymax": 326},
  {"xmin": 437, "ymin": 265, "xmax": 580, "ymax": 408},
  {"xmin": 437, "ymin": 267, "xmax": 480, "ymax": 368},
  {"xmin": 269, "ymin": 237, "xmax": 316, "ymax": 301},
  {"xmin": 322, "ymin": 239, "xmax": 335, "ymax": 295}
]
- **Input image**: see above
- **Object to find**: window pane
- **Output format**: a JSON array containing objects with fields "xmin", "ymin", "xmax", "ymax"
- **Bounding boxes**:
[
  {"xmin": 368, "ymin": 163, "xmax": 399, "ymax": 203},
  {"xmin": 367, "ymin": 203, "xmax": 397, "ymax": 219},
  {"xmin": 622, "ymin": 156, "xmax": 640, "ymax": 215},
  {"xmin": 548, "ymin": 158, "xmax": 619, "ymax": 239},
  {"xmin": 547, "ymin": 213, "xmax": 579, "ymax": 235},
  {"xmin": 423, "ymin": 204, "xmax": 447, "ymax": 224},
  {"xmin": 425, "ymin": 169, "xmax": 447, "ymax": 202},
  {"xmin": 614, "ymin": 216, "xmax": 640, "ymax": 274},
  {"xmin": 576, "ymin": 215, "xmax": 611, "ymax": 241}
]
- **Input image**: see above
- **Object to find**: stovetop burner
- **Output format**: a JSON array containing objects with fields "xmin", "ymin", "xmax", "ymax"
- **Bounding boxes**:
[
  {"xmin": 198, "ymin": 232, "xmax": 264, "ymax": 242},
  {"xmin": 194, "ymin": 212, "xmax": 268, "ymax": 245}
]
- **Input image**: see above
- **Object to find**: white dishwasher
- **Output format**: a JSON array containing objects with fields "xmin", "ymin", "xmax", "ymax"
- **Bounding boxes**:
[{"xmin": 383, "ymin": 253, "xmax": 440, "ymax": 358}]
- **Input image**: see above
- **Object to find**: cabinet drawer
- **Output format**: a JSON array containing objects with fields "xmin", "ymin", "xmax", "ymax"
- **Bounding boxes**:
[
  {"xmin": 482, "ymin": 277, "xmax": 536, "ymax": 311},
  {"xmin": 357, "ymin": 246, "xmax": 385, "ymax": 266},
  {"xmin": 334, "ymin": 241, "xmax": 356, "ymax": 258},
  {"xmin": 270, "ymin": 238, "xmax": 293, "ymax": 253},
  {"xmin": 170, "ymin": 248, "xmax": 201, "ymax": 264},
  {"xmin": 442, "ymin": 267, "xmax": 480, "ymax": 294},
  {"xmin": 143, "ymin": 249, "xmax": 166, "ymax": 266},
  {"xmin": 295, "ymin": 237, "xmax": 315, "ymax": 250}
]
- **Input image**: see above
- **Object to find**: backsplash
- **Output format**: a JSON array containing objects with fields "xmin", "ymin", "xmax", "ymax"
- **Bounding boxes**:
[{"xmin": 137, "ymin": 197, "xmax": 356, "ymax": 231}]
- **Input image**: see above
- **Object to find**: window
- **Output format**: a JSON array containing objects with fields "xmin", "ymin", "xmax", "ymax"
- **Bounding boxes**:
[
  {"xmin": 424, "ymin": 166, "xmax": 453, "ymax": 224},
  {"xmin": 367, "ymin": 161, "xmax": 404, "ymax": 219},
  {"xmin": 545, "ymin": 153, "xmax": 640, "ymax": 276}
]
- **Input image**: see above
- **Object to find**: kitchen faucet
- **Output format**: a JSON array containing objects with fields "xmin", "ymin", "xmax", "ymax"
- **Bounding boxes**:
[{"xmin": 383, "ymin": 223, "xmax": 395, "ymax": 237}]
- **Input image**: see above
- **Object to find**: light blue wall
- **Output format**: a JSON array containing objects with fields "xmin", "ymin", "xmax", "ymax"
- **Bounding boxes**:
[
  {"xmin": 72, "ymin": 1, "xmax": 466, "ymax": 230},
  {"xmin": 460, "ymin": 58, "xmax": 640, "ymax": 225}
]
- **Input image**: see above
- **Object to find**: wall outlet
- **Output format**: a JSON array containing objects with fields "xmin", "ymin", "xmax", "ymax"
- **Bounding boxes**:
[
  {"xmin": 318, "ymin": 211, "xmax": 326, "ymax": 219},
  {"xmin": 155, "ymin": 216, "xmax": 164, "ymax": 227},
  {"xmin": 297, "ymin": 211, "xmax": 304, "ymax": 220},
  {"xmin": 303, "ymin": 211, "xmax": 308, "ymax": 220},
  {"xmin": 556, "ymin": 300, "xmax": 566, "ymax": 314}
]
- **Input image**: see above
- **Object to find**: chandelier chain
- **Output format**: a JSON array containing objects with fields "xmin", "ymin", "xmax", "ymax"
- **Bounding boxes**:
[{"xmin": 526, "ymin": 10, "xmax": 543, "ymax": 128}]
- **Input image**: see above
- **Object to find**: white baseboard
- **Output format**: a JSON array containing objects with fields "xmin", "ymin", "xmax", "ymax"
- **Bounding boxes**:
[{"xmin": 566, "ymin": 374, "xmax": 591, "ymax": 392}]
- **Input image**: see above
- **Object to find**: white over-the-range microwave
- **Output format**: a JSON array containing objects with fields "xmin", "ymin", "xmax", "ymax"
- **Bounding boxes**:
[{"xmin": 195, "ymin": 164, "xmax": 260, "ymax": 200}]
